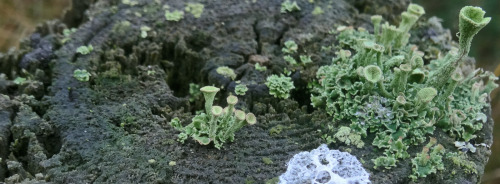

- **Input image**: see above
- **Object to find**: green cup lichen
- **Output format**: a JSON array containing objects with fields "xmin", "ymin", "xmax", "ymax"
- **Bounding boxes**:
[
  {"xmin": 363, "ymin": 65, "xmax": 382, "ymax": 83},
  {"xmin": 246, "ymin": 113, "xmax": 257, "ymax": 125},
  {"xmin": 426, "ymin": 6, "xmax": 491, "ymax": 90},
  {"xmin": 458, "ymin": 6, "xmax": 491, "ymax": 56},
  {"xmin": 170, "ymin": 86, "xmax": 256, "ymax": 149},
  {"xmin": 310, "ymin": 3, "xmax": 496, "ymax": 179},
  {"xmin": 200, "ymin": 86, "xmax": 220, "ymax": 116},
  {"xmin": 371, "ymin": 15, "xmax": 382, "ymax": 36}
]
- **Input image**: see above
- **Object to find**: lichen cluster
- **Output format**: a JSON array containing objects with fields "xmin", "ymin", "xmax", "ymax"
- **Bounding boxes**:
[
  {"xmin": 310, "ymin": 4, "xmax": 496, "ymax": 178},
  {"xmin": 76, "ymin": 44, "xmax": 93, "ymax": 55},
  {"xmin": 266, "ymin": 74, "xmax": 295, "ymax": 99},
  {"xmin": 409, "ymin": 137, "xmax": 446, "ymax": 180},
  {"xmin": 165, "ymin": 9, "xmax": 184, "ymax": 21},
  {"xmin": 216, "ymin": 66, "xmax": 237, "ymax": 80},
  {"xmin": 280, "ymin": 0, "xmax": 300, "ymax": 13},
  {"xmin": 73, "ymin": 69, "xmax": 91, "ymax": 82},
  {"xmin": 281, "ymin": 40, "xmax": 312, "ymax": 66},
  {"xmin": 234, "ymin": 83, "xmax": 248, "ymax": 96},
  {"xmin": 170, "ymin": 86, "xmax": 256, "ymax": 149}
]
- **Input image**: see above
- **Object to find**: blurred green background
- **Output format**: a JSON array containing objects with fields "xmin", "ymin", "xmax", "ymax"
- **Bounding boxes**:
[
  {"xmin": 0, "ymin": 0, "xmax": 70, "ymax": 51},
  {"xmin": 0, "ymin": 0, "xmax": 499, "ymax": 183}
]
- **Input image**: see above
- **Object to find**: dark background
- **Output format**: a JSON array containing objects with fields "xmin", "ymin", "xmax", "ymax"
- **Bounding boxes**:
[{"xmin": 0, "ymin": 0, "xmax": 499, "ymax": 182}]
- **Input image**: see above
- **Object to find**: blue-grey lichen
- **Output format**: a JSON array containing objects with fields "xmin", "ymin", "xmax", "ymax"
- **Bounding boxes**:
[
  {"xmin": 454, "ymin": 141, "xmax": 476, "ymax": 153},
  {"xmin": 279, "ymin": 144, "xmax": 370, "ymax": 184},
  {"xmin": 310, "ymin": 3, "xmax": 496, "ymax": 179}
]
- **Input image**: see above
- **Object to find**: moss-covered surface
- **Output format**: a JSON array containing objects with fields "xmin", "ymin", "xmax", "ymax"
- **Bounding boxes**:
[{"xmin": 0, "ymin": 0, "xmax": 494, "ymax": 183}]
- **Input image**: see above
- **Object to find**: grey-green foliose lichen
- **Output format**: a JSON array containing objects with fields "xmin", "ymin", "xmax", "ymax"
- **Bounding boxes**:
[{"xmin": 309, "ymin": 3, "xmax": 496, "ymax": 179}]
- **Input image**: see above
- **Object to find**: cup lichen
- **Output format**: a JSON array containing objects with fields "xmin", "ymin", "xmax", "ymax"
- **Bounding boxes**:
[
  {"xmin": 170, "ymin": 86, "xmax": 256, "ymax": 149},
  {"xmin": 310, "ymin": 4, "xmax": 496, "ymax": 179}
]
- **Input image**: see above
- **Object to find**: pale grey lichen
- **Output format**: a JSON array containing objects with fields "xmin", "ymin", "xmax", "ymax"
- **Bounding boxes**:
[{"xmin": 279, "ymin": 144, "xmax": 370, "ymax": 184}]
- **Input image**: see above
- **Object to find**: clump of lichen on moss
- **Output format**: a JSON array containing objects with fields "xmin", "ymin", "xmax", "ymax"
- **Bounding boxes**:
[
  {"xmin": 280, "ymin": 0, "xmax": 300, "ymax": 13},
  {"xmin": 165, "ymin": 9, "xmax": 184, "ymax": 21},
  {"xmin": 446, "ymin": 151, "xmax": 478, "ymax": 175},
  {"xmin": 61, "ymin": 28, "xmax": 76, "ymax": 43},
  {"xmin": 255, "ymin": 63, "xmax": 267, "ymax": 71},
  {"xmin": 262, "ymin": 157, "xmax": 273, "ymax": 165},
  {"xmin": 170, "ymin": 86, "xmax": 256, "ymax": 149},
  {"xmin": 185, "ymin": 3, "xmax": 204, "ymax": 18},
  {"xmin": 282, "ymin": 40, "xmax": 299, "ymax": 66},
  {"xmin": 140, "ymin": 26, "xmax": 151, "ymax": 38},
  {"xmin": 325, "ymin": 126, "xmax": 364, "ymax": 148},
  {"xmin": 409, "ymin": 138, "xmax": 445, "ymax": 180},
  {"xmin": 235, "ymin": 84, "xmax": 248, "ymax": 96},
  {"xmin": 310, "ymin": 3, "xmax": 496, "ymax": 179},
  {"xmin": 73, "ymin": 69, "xmax": 91, "ymax": 82},
  {"xmin": 266, "ymin": 74, "xmax": 295, "ymax": 99},
  {"xmin": 216, "ymin": 66, "xmax": 237, "ymax": 80},
  {"xmin": 76, "ymin": 44, "xmax": 93, "ymax": 55}
]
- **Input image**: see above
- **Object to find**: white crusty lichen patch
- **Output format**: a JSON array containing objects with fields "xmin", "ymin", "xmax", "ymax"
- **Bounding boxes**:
[{"xmin": 279, "ymin": 144, "xmax": 370, "ymax": 184}]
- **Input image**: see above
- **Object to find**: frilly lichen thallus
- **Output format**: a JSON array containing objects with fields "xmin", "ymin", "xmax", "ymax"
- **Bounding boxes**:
[{"xmin": 310, "ymin": 3, "xmax": 497, "ymax": 179}]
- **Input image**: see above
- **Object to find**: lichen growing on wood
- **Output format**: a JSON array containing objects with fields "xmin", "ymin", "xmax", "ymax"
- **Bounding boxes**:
[
  {"xmin": 266, "ymin": 74, "xmax": 295, "ymax": 99},
  {"xmin": 310, "ymin": 3, "xmax": 496, "ymax": 179},
  {"xmin": 0, "ymin": 0, "xmax": 495, "ymax": 183},
  {"xmin": 170, "ymin": 86, "xmax": 256, "ymax": 149}
]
